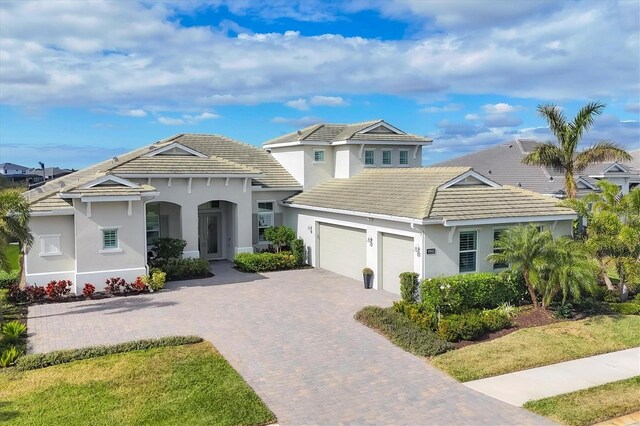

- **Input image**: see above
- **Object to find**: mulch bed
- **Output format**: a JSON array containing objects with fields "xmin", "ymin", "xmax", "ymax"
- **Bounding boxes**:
[{"xmin": 454, "ymin": 306, "xmax": 559, "ymax": 349}]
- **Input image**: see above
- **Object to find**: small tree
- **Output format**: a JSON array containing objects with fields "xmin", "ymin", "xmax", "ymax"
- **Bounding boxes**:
[
  {"xmin": 264, "ymin": 226, "xmax": 295, "ymax": 253},
  {"xmin": 400, "ymin": 272, "xmax": 420, "ymax": 304},
  {"xmin": 488, "ymin": 225, "xmax": 553, "ymax": 309}
]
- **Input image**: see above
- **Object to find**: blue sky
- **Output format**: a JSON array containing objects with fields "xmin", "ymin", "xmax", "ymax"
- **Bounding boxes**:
[{"xmin": 1, "ymin": 0, "xmax": 639, "ymax": 170}]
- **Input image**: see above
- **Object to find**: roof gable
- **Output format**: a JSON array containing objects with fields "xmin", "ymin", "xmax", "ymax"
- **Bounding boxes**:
[
  {"xmin": 602, "ymin": 162, "xmax": 630, "ymax": 174},
  {"xmin": 80, "ymin": 175, "xmax": 140, "ymax": 189},
  {"xmin": 144, "ymin": 142, "xmax": 207, "ymax": 158},
  {"xmin": 357, "ymin": 121, "xmax": 404, "ymax": 135}
]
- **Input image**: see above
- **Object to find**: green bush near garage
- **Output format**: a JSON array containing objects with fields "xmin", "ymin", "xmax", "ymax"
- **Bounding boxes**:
[{"xmin": 234, "ymin": 252, "xmax": 298, "ymax": 273}]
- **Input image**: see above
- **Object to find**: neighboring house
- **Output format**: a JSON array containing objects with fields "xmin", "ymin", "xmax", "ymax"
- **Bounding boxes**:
[
  {"xmin": 0, "ymin": 162, "xmax": 32, "ymax": 182},
  {"xmin": 23, "ymin": 121, "xmax": 576, "ymax": 295},
  {"xmin": 435, "ymin": 140, "xmax": 640, "ymax": 197},
  {"xmin": 28, "ymin": 167, "xmax": 74, "ymax": 185}
]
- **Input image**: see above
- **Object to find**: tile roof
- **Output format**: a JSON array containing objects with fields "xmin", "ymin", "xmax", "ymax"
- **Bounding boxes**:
[
  {"xmin": 63, "ymin": 184, "xmax": 157, "ymax": 197},
  {"xmin": 286, "ymin": 167, "xmax": 575, "ymax": 222},
  {"xmin": 31, "ymin": 197, "xmax": 73, "ymax": 213},
  {"xmin": 24, "ymin": 134, "xmax": 301, "ymax": 209},
  {"xmin": 263, "ymin": 120, "xmax": 432, "ymax": 146}
]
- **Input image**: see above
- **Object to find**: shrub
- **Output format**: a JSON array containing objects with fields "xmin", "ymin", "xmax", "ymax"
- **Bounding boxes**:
[
  {"xmin": 263, "ymin": 226, "xmax": 295, "ymax": 252},
  {"xmin": 573, "ymin": 297, "xmax": 611, "ymax": 315},
  {"xmin": 400, "ymin": 272, "xmax": 420, "ymax": 304},
  {"xmin": 421, "ymin": 272, "xmax": 528, "ymax": 314},
  {"xmin": 633, "ymin": 293, "xmax": 640, "ymax": 304},
  {"xmin": 8, "ymin": 284, "xmax": 27, "ymax": 303},
  {"xmin": 0, "ymin": 270, "xmax": 19, "ymax": 289},
  {"xmin": 437, "ymin": 311, "xmax": 487, "ymax": 342},
  {"xmin": 609, "ymin": 302, "xmax": 640, "ymax": 315},
  {"xmin": 355, "ymin": 306, "xmax": 453, "ymax": 356},
  {"xmin": 143, "ymin": 270, "xmax": 166, "ymax": 292},
  {"xmin": 154, "ymin": 258, "xmax": 210, "ymax": 281},
  {"xmin": 291, "ymin": 238, "xmax": 305, "ymax": 266},
  {"xmin": 82, "ymin": 283, "xmax": 95, "ymax": 298},
  {"xmin": 481, "ymin": 309, "xmax": 512, "ymax": 332},
  {"xmin": 151, "ymin": 237, "xmax": 187, "ymax": 261},
  {"xmin": 131, "ymin": 276, "xmax": 148, "ymax": 293},
  {"xmin": 0, "ymin": 346, "xmax": 22, "ymax": 368},
  {"xmin": 603, "ymin": 290, "xmax": 620, "ymax": 303},
  {"xmin": 15, "ymin": 336, "xmax": 203, "ymax": 371},
  {"xmin": 1, "ymin": 320, "xmax": 27, "ymax": 343},
  {"xmin": 25, "ymin": 285, "xmax": 46, "ymax": 303},
  {"xmin": 362, "ymin": 267, "xmax": 373, "ymax": 276},
  {"xmin": 234, "ymin": 252, "xmax": 297, "ymax": 272},
  {"xmin": 393, "ymin": 301, "xmax": 436, "ymax": 330},
  {"xmin": 44, "ymin": 280, "xmax": 72, "ymax": 301},
  {"xmin": 104, "ymin": 277, "xmax": 126, "ymax": 294}
]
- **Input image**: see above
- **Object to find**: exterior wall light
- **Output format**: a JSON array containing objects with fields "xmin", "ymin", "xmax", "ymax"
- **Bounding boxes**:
[
  {"xmin": 414, "ymin": 246, "xmax": 421, "ymax": 256},
  {"xmin": 367, "ymin": 236, "xmax": 373, "ymax": 246}
]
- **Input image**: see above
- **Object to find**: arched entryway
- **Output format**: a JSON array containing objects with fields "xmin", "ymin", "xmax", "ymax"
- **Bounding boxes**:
[{"xmin": 197, "ymin": 200, "xmax": 237, "ymax": 260}]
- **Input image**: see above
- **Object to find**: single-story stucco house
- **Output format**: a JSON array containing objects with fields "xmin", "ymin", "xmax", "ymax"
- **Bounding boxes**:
[{"xmin": 23, "ymin": 120, "xmax": 576, "ymax": 295}]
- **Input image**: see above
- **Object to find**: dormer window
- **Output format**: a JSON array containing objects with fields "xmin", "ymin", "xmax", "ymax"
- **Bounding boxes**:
[
  {"xmin": 313, "ymin": 149, "xmax": 325, "ymax": 163},
  {"xmin": 399, "ymin": 150, "xmax": 409, "ymax": 165},
  {"xmin": 364, "ymin": 150, "xmax": 375, "ymax": 165},
  {"xmin": 382, "ymin": 150, "xmax": 392, "ymax": 166}
]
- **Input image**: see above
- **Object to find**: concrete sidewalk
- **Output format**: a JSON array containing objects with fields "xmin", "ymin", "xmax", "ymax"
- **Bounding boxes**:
[{"xmin": 465, "ymin": 347, "xmax": 640, "ymax": 406}]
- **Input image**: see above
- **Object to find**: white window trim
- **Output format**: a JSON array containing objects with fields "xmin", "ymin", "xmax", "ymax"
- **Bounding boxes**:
[
  {"xmin": 99, "ymin": 226, "xmax": 121, "ymax": 253},
  {"xmin": 257, "ymin": 201, "xmax": 275, "ymax": 243},
  {"xmin": 312, "ymin": 149, "xmax": 326, "ymax": 164},
  {"xmin": 381, "ymin": 149, "xmax": 393, "ymax": 167},
  {"xmin": 39, "ymin": 234, "xmax": 62, "ymax": 257},
  {"xmin": 398, "ymin": 149, "xmax": 409, "ymax": 166},
  {"xmin": 364, "ymin": 149, "xmax": 376, "ymax": 167},
  {"xmin": 458, "ymin": 230, "xmax": 478, "ymax": 273}
]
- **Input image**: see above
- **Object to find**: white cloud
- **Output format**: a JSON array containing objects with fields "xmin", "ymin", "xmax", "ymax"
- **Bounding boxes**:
[
  {"xmin": 482, "ymin": 103, "xmax": 519, "ymax": 114},
  {"xmin": 0, "ymin": 1, "xmax": 637, "ymax": 110},
  {"xmin": 465, "ymin": 114, "xmax": 479, "ymax": 120},
  {"xmin": 421, "ymin": 103, "xmax": 463, "ymax": 113},
  {"xmin": 272, "ymin": 116, "xmax": 323, "ymax": 127},
  {"xmin": 310, "ymin": 95, "xmax": 348, "ymax": 106},
  {"xmin": 158, "ymin": 111, "xmax": 219, "ymax": 125},
  {"xmin": 119, "ymin": 108, "xmax": 147, "ymax": 117},
  {"xmin": 285, "ymin": 98, "xmax": 309, "ymax": 110}
]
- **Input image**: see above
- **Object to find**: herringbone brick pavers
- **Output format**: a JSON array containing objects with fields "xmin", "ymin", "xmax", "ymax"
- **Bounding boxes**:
[{"xmin": 27, "ymin": 262, "xmax": 552, "ymax": 425}]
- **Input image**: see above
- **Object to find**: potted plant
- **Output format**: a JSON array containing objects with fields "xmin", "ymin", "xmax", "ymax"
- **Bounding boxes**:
[{"xmin": 362, "ymin": 267, "xmax": 374, "ymax": 289}]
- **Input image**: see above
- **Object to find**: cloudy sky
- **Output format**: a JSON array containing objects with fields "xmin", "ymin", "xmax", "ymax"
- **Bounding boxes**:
[{"xmin": 0, "ymin": 0, "xmax": 639, "ymax": 169}]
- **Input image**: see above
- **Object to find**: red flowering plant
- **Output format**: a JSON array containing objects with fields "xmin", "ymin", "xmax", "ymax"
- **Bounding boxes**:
[
  {"xmin": 131, "ymin": 276, "xmax": 148, "ymax": 293},
  {"xmin": 104, "ymin": 277, "xmax": 126, "ymax": 294},
  {"xmin": 82, "ymin": 283, "xmax": 96, "ymax": 298},
  {"xmin": 25, "ymin": 285, "xmax": 46, "ymax": 303},
  {"xmin": 44, "ymin": 280, "xmax": 72, "ymax": 301}
]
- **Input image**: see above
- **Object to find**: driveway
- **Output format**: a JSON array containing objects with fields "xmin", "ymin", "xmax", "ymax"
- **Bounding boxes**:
[{"xmin": 28, "ymin": 262, "xmax": 550, "ymax": 425}]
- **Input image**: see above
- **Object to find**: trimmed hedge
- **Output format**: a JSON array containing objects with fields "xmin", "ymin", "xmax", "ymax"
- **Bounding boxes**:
[
  {"xmin": 421, "ymin": 272, "xmax": 528, "ymax": 314},
  {"xmin": 436, "ymin": 309, "xmax": 512, "ymax": 342},
  {"xmin": 609, "ymin": 302, "xmax": 640, "ymax": 315},
  {"xmin": 0, "ymin": 270, "xmax": 19, "ymax": 289},
  {"xmin": 15, "ymin": 336, "xmax": 203, "ymax": 371},
  {"xmin": 355, "ymin": 306, "xmax": 453, "ymax": 357},
  {"xmin": 154, "ymin": 258, "xmax": 211, "ymax": 281},
  {"xmin": 234, "ymin": 251, "xmax": 297, "ymax": 272}
]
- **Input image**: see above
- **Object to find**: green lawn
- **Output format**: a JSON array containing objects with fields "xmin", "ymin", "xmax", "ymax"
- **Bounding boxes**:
[
  {"xmin": 524, "ymin": 376, "xmax": 640, "ymax": 426},
  {"xmin": 431, "ymin": 315, "xmax": 640, "ymax": 381},
  {"xmin": 0, "ymin": 342, "xmax": 276, "ymax": 426}
]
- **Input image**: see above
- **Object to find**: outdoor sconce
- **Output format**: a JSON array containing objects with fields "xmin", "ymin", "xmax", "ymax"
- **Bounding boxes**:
[
  {"xmin": 414, "ymin": 246, "xmax": 421, "ymax": 256},
  {"xmin": 307, "ymin": 225, "xmax": 313, "ymax": 233},
  {"xmin": 367, "ymin": 236, "xmax": 373, "ymax": 246}
]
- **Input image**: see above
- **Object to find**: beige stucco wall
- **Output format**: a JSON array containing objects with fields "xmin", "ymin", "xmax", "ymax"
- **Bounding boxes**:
[
  {"xmin": 25, "ymin": 215, "xmax": 76, "ymax": 284},
  {"xmin": 133, "ymin": 177, "xmax": 254, "ymax": 257}
]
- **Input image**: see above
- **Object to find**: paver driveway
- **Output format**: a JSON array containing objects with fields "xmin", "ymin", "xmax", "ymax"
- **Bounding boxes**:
[{"xmin": 28, "ymin": 262, "xmax": 551, "ymax": 425}]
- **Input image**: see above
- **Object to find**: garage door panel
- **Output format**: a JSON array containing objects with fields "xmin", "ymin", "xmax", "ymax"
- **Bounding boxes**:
[
  {"xmin": 381, "ymin": 234, "xmax": 414, "ymax": 295},
  {"xmin": 319, "ymin": 223, "xmax": 366, "ymax": 281}
]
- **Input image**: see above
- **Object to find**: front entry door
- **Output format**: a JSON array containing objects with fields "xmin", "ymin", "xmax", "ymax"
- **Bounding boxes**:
[{"xmin": 198, "ymin": 213, "xmax": 222, "ymax": 259}]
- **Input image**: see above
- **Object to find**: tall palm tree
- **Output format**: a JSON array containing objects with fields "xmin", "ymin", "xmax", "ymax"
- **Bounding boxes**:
[
  {"xmin": 488, "ymin": 224, "xmax": 553, "ymax": 308},
  {"xmin": 522, "ymin": 102, "xmax": 632, "ymax": 198},
  {"xmin": 0, "ymin": 188, "xmax": 32, "ymax": 271}
]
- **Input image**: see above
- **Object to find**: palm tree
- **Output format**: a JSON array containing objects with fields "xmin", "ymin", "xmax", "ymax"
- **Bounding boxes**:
[
  {"xmin": 522, "ymin": 102, "xmax": 632, "ymax": 198},
  {"xmin": 0, "ymin": 188, "xmax": 32, "ymax": 271},
  {"xmin": 533, "ymin": 237, "xmax": 598, "ymax": 307},
  {"xmin": 488, "ymin": 224, "xmax": 553, "ymax": 308}
]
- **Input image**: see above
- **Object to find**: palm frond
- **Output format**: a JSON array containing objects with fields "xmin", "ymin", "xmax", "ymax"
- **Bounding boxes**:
[
  {"xmin": 537, "ymin": 104, "xmax": 567, "ymax": 142},
  {"xmin": 569, "ymin": 101, "xmax": 605, "ymax": 141},
  {"xmin": 521, "ymin": 142, "xmax": 566, "ymax": 171},
  {"xmin": 575, "ymin": 141, "xmax": 633, "ymax": 172}
]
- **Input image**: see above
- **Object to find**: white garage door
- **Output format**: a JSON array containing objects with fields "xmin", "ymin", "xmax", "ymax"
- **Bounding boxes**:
[
  {"xmin": 318, "ymin": 223, "xmax": 366, "ymax": 281},
  {"xmin": 380, "ymin": 233, "xmax": 415, "ymax": 295}
]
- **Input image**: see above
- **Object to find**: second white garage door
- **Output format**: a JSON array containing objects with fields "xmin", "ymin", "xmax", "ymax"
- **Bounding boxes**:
[
  {"xmin": 380, "ymin": 233, "xmax": 415, "ymax": 295},
  {"xmin": 318, "ymin": 223, "xmax": 366, "ymax": 281}
]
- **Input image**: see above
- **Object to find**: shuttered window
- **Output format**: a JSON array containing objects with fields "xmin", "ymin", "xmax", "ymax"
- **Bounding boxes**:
[
  {"xmin": 102, "ymin": 229, "xmax": 118, "ymax": 250},
  {"xmin": 40, "ymin": 235, "xmax": 61, "ymax": 256},
  {"xmin": 258, "ymin": 202, "xmax": 274, "ymax": 242},
  {"xmin": 459, "ymin": 231, "xmax": 477, "ymax": 273}
]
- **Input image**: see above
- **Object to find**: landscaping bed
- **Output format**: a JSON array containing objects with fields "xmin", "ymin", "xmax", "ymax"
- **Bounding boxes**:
[
  {"xmin": 524, "ymin": 376, "xmax": 640, "ymax": 426},
  {"xmin": 430, "ymin": 315, "xmax": 640, "ymax": 382},
  {"xmin": 0, "ymin": 339, "xmax": 276, "ymax": 426}
]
